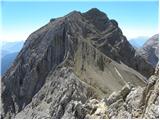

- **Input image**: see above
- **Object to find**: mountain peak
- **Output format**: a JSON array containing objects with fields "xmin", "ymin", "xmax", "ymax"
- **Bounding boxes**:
[
  {"xmin": 67, "ymin": 10, "xmax": 81, "ymax": 16},
  {"xmin": 85, "ymin": 8, "xmax": 106, "ymax": 16},
  {"xmin": 86, "ymin": 8, "xmax": 101, "ymax": 12},
  {"xmin": 1, "ymin": 8, "xmax": 155, "ymax": 119},
  {"xmin": 83, "ymin": 8, "xmax": 109, "ymax": 31}
]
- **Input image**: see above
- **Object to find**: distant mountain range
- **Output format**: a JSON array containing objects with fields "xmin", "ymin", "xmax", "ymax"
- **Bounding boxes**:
[
  {"xmin": 1, "ymin": 41, "xmax": 24, "ymax": 75},
  {"xmin": 129, "ymin": 36, "xmax": 148, "ymax": 48},
  {"xmin": 2, "ymin": 41, "xmax": 24, "ymax": 56}
]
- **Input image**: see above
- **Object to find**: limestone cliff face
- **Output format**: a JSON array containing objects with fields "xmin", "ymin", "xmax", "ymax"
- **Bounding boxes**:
[
  {"xmin": 82, "ymin": 9, "xmax": 154, "ymax": 78},
  {"xmin": 1, "ymin": 8, "xmax": 155, "ymax": 118},
  {"xmin": 1, "ymin": 20, "xmax": 69, "ymax": 118},
  {"xmin": 138, "ymin": 34, "xmax": 159, "ymax": 67}
]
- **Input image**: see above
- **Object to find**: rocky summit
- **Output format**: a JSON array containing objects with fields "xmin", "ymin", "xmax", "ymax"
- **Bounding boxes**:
[{"xmin": 1, "ymin": 8, "xmax": 158, "ymax": 119}]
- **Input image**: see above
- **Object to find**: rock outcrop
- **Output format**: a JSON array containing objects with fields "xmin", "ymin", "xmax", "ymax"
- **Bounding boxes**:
[
  {"xmin": 14, "ymin": 65, "xmax": 158, "ymax": 119},
  {"xmin": 1, "ymin": 8, "xmax": 156, "ymax": 118},
  {"xmin": 14, "ymin": 67, "xmax": 96, "ymax": 119},
  {"xmin": 138, "ymin": 34, "xmax": 159, "ymax": 67},
  {"xmin": 106, "ymin": 64, "xmax": 159, "ymax": 119},
  {"xmin": 14, "ymin": 68, "xmax": 158, "ymax": 119}
]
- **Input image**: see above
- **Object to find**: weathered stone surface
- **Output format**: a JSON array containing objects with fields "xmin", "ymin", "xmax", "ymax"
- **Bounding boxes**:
[
  {"xmin": 14, "ymin": 67, "xmax": 95, "ymax": 119},
  {"xmin": 106, "ymin": 84, "xmax": 131, "ymax": 106},
  {"xmin": 106, "ymin": 68, "xmax": 159, "ymax": 119},
  {"xmin": 143, "ymin": 74, "xmax": 159, "ymax": 119},
  {"xmin": 85, "ymin": 99, "xmax": 108, "ymax": 119},
  {"xmin": 106, "ymin": 92, "xmax": 123, "ymax": 106},
  {"xmin": 6, "ymin": 67, "xmax": 160, "ymax": 119}
]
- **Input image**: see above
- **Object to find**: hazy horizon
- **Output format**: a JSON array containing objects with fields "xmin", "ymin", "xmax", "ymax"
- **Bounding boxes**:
[{"xmin": 1, "ymin": 0, "xmax": 158, "ymax": 42}]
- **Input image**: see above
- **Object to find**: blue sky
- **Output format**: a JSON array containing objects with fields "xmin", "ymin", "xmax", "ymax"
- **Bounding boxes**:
[{"xmin": 1, "ymin": 0, "xmax": 159, "ymax": 41}]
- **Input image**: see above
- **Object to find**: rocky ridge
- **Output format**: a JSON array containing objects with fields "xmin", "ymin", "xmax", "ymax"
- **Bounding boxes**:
[
  {"xmin": 14, "ymin": 65, "xmax": 159, "ymax": 119},
  {"xmin": 1, "ymin": 8, "xmax": 156, "ymax": 118}
]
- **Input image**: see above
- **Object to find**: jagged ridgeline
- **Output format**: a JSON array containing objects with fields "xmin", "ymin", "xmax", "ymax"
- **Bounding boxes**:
[{"xmin": 1, "ymin": 8, "xmax": 155, "ymax": 118}]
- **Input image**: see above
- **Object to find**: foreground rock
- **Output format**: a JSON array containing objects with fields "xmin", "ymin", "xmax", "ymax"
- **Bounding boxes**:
[
  {"xmin": 15, "ymin": 67, "xmax": 96, "ymax": 119},
  {"xmin": 14, "ymin": 67, "xmax": 158, "ymax": 119},
  {"xmin": 106, "ymin": 65, "xmax": 159, "ymax": 119}
]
